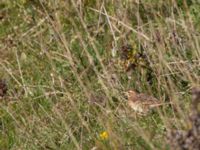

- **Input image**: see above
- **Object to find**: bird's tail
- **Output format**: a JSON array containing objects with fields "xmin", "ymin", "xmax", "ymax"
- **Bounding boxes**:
[{"xmin": 149, "ymin": 102, "xmax": 172, "ymax": 108}]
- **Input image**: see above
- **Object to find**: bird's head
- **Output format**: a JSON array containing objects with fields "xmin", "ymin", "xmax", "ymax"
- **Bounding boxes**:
[{"xmin": 124, "ymin": 90, "xmax": 137, "ymax": 100}]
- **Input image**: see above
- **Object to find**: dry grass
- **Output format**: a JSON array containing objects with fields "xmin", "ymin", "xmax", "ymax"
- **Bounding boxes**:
[{"xmin": 0, "ymin": 0, "xmax": 200, "ymax": 149}]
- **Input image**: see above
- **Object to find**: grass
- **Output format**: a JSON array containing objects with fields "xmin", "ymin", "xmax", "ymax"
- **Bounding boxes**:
[{"xmin": 0, "ymin": 0, "xmax": 200, "ymax": 149}]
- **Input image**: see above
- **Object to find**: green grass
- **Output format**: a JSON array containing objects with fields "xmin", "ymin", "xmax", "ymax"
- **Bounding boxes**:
[{"xmin": 0, "ymin": 0, "xmax": 200, "ymax": 149}]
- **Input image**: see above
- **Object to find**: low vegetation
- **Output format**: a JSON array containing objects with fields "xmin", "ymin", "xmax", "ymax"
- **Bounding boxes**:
[{"xmin": 0, "ymin": 0, "xmax": 200, "ymax": 149}]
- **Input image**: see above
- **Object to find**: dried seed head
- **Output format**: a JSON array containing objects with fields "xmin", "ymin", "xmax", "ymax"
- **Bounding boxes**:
[
  {"xmin": 191, "ymin": 87, "xmax": 200, "ymax": 112},
  {"xmin": 191, "ymin": 87, "xmax": 200, "ymax": 102},
  {"xmin": 0, "ymin": 79, "xmax": 7, "ymax": 97}
]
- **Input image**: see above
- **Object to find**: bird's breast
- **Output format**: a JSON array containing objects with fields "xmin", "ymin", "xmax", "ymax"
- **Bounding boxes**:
[{"xmin": 128, "ymin": 101, "xmax": 144, "ymax": 113}]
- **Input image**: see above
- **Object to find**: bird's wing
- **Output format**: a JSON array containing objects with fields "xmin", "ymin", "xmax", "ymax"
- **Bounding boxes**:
[{"xmin": 137, "ymin": 93, "xmax": 158, "ymax": 102}]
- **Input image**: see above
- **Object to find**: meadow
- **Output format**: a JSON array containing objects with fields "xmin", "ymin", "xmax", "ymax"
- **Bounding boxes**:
[{"xmin": 0, "ymin": 0, "xmax": 200, "ymax": 149}]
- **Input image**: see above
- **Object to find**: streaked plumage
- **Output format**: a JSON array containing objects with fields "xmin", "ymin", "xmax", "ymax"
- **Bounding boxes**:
[{"xmin": 125, "ymin": 90, "xmax": 169, "ymax": 115}]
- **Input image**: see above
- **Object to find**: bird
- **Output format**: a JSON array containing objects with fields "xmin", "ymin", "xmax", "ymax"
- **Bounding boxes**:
[{"xmin": 125, "ymin": 90, "xmax": 170, "ymax": 115}]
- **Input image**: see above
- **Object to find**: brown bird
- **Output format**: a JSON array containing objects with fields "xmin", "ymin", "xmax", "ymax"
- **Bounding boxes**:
[
  {"xmin": 125, "ymin": 90, "xmax": 170, "ymax": 115},
  {"xmin": 0, "ymin": 79, "xmax": 7, "ymax": 97}
]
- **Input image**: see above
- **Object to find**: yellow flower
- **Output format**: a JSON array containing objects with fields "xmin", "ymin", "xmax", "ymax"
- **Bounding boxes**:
[{"xmin": 99, "ymin": 131, "xmax": 108, "ymax": 140}]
